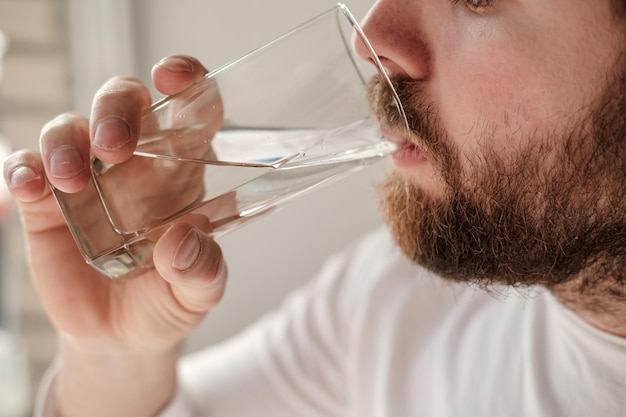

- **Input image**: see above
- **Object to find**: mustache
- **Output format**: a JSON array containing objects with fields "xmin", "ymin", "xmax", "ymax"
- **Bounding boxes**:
[
  {"xmin": 367, "ymin": 76, "xmax": 439, "ymax": 140},
  {"xmin": 367, "ymin": 76, "xmax": 455, "ymax": 172}
]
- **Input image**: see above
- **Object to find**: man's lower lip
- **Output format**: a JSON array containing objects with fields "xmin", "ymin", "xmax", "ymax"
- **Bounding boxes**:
[{"xmin": 391, "ymin": 144, "xmax": 427, "ymax": 166}]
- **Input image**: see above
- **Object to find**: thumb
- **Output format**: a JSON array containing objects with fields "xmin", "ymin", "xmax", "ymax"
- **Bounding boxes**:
[{"xmin": 153, "ymin": 223, "xmax": 228, "ymax": 315}]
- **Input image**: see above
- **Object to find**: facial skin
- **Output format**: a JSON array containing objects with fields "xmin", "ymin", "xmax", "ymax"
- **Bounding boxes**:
[{"xmin": 358, "ymin": 0, "xmax": 626, "ymax": 309}]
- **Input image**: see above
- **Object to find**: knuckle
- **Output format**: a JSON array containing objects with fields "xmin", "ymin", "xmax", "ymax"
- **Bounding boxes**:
[
  {"xmin": 94, "ymin": 76, "xmax": 150, "ymax": 105},
  {"xmin": 41, "ymin": 112, "xmax": 84, "ymax": 133},
  {"xmin": 40, "ymin": 113, "xmax": 88, "ymax": 146}
]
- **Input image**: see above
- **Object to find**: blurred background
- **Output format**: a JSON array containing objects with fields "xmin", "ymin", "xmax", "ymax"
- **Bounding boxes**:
[{"xmin": 0, "ymin": 0, "xmax": 384, "ymax": 415}]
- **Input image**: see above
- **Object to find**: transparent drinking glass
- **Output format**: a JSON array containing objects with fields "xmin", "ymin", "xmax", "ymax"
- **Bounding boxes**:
[{"xmin": 52, "ymin": 3, "xmax": 408, "ymax": 280}]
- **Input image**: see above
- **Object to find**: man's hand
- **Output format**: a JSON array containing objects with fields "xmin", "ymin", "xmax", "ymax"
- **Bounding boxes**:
[{"xmin": 2, "ymin": 55, "xmax": 228, "ymax": 417}]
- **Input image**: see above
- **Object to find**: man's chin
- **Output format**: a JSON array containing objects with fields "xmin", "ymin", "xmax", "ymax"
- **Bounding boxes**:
[{"xmin": 378, "ymin": 170, "xmax": 565, "ymax": 288}]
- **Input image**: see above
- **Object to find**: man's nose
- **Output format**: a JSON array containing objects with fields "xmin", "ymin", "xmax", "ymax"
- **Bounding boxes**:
[{"xmin": 353, "ymin": 0, "xmax": 431, "ymax": 80}]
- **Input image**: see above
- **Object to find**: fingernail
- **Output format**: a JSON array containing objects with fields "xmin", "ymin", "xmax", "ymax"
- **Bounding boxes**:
[
  {"xmin": 8, "ymin": 166, "xmax": 40, "ymax": 188},
  {"xmin": 157, "ymin": 56, "xmax": 194, "ymax": 73},
  {"xmin": 93, "ymin": 116, "xmax": 131, "ymax": 151},
  {"xmin": 48, "ymin": 145, "xmax": 85, "ymax": 179},
  {"xmin": 173, "ymin": 229, "xmax": 202, "ymax": 271}
]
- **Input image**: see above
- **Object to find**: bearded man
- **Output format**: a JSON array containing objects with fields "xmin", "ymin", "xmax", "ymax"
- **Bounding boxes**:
[{"xmin": 3, "ymin": 0, "xmax": 626, "ymax": 416}]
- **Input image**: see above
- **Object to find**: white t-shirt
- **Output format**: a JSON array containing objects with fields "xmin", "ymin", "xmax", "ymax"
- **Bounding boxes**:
[{"xmin": 38, "ymin": 227, "xmax": 626, "ymax": 416}]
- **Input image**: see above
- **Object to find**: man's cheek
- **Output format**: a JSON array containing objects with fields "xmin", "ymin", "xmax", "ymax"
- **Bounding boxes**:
[{"xmin": 450, "ymin": 70, "xmax": 552, "ymax": 148}]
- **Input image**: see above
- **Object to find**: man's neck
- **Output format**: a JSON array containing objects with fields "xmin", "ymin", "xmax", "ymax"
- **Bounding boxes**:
[{"xmin": 550, "ymin": 277, "xmax": 626, "ymax": 338}]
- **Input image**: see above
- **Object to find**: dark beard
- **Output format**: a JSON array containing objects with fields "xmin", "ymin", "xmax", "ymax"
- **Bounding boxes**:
[{"xmin": 373, "ymin": 70, "xmax": 626, "ymax": 295}]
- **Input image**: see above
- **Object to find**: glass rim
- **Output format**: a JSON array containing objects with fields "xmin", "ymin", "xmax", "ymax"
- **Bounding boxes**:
[{"xmin": 336, "ymin": 3, "xmax": 409, "ymax": 131}]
